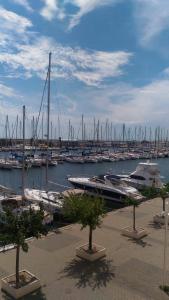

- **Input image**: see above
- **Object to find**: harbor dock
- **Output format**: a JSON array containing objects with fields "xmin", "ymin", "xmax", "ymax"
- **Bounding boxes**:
[{"xmin": 0, "ymin": 197, "xmax": 169, "ymax": 299}]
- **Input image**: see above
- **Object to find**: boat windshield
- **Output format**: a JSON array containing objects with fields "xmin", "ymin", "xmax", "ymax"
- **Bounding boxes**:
[
  {"xmin": 130, "ymin": 175, "xmax": 145, "ymax": 180},
  {"xmin": 90, "ymin": 175, "xmax": 105, "ymax": 184}
]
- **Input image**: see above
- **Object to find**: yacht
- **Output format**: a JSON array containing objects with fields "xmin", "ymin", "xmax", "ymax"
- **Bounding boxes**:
[
  {"xmin": 24, "ymin": 188, "xmax": 64, "ymax": 214},
  {"xmin": 0, "ymin": 159, "xmax": 12, "ymax": 170},
  {"xmin": 68, "ymin": 174, "xmax": 143, "ymax": 203},
  {"xmin": 118, "ymin": 161, "xmax": 163, "ymax": 189}
]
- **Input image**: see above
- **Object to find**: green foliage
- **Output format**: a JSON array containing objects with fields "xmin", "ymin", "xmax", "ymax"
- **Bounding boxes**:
[
  {"xmin": 159, "ymin": 186, "xmax": 168, "ymax": 200},
  {"xmin": 140, "ymin": 186, "xmax": 159, "ymax": 199},
  {"xmin": 0, "ymin": 205, "xmax": 48, "ymax": 251},
  {"xmin": 164, "ymin": 182, "xmax": 169, "ymax": 193},
  {"xmin": 160, "ymin": 285, "xmax": 169, "ymax": 295},
  {"xmin": 125, "ymin": 197, "xmax": 140, "ymax": 207},
  {"xmin": 141, "ymin": 185, "xmax": 168, "ymax": 200},
  {"xmin": 63, "ymin": 193, "xmax": 106, "ymax": 231},
  {"xmin": 63, "ymin": 193, "xmax": 82, "ymax": 222}
]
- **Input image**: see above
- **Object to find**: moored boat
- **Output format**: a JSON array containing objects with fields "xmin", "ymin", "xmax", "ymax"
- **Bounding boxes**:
[{"xmin": 68, "ymin": 174, "xmax": 143, "ymax": 203}]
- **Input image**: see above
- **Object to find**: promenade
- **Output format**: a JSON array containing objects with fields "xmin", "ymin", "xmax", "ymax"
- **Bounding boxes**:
[{"xmin": 0, "ymin": 197, "xmax": 169, "ymax": 299}]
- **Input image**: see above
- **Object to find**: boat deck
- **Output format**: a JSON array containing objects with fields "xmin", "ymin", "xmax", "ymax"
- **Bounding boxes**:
[{"xmin": 62, "ymin": 188, "xmax": 85, "ymax": 197}]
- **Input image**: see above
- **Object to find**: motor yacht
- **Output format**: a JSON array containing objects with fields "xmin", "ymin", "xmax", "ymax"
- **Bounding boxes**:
[
  {"xmin": 118, "ymin": 161, "xmax": 163, "ymax": 189},
  {"xmin": 24, "ymin": 188, "xmax": 64, "ymax": 214},
  {"xmin": 68, "ymin": 174, "xmax": 143, "ymax": 203}
]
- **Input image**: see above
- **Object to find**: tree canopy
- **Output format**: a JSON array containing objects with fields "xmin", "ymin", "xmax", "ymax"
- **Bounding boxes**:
[
  {"xmin": 140, "ymin": 186, "xmax": 159, "ymax": 199},
  {"xmin": 63, "ymin": 193, "xmax": 106, "ymax": 231},
  {"xmin": 0, "ymin": 205, "xmax": 48, "ymax": 252},
  {"xmin": 125, "ymin": 196, "xmax": 140, "ymax": 207}
]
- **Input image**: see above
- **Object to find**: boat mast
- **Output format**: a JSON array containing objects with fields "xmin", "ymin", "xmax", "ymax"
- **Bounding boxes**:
[{"xmin": 46, "ymin": 52, "xmax": 52, "ymax": 191}]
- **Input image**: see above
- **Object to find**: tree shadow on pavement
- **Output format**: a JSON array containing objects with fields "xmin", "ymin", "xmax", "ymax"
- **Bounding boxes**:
[
  {"xmin": 148, "ymin": 221, "xmax": 162, "ymax": 230},
  {"xmin": 59, "ymin": 258, "xmax": 115, "ymax": 290},
  {"xmin": 1, "ymin": 288, "xmax": 47, "ymax": 300},
  {"xmin": 129, "ymin": 238, "xmax": 152, "ymax": 248}
]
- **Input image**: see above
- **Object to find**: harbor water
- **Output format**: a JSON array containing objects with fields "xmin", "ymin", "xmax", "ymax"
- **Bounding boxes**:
[{"xmin": 0, "ymin": 155, "xmax": 168, "ymax": 194}]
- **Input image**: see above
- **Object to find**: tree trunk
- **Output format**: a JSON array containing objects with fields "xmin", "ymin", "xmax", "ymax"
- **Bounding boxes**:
[
  {"xmin": 89, "ymin": 226, "xmax": 93, "ymax": 251},
  {"xmin": 133, "ymin": 205, "xmax": 136, "ymax": 231},
  {"xmin": 16, "ymin": 245, "xmax": 20, "ymax": 289},
  {"xmin": 163, "ymin": 198, "xmax": 166, "ymax": 212}
]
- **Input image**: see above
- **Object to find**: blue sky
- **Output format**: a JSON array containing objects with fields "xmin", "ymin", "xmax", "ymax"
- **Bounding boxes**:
[{"xmin": 1, "ymin": 0, "xmax": 169, "ymax": 138}]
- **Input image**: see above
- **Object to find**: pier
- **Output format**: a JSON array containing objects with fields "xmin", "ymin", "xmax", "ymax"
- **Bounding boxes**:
[{"xmin": 0, "ymin": 197, "xmax": 169, "ymax": 299}]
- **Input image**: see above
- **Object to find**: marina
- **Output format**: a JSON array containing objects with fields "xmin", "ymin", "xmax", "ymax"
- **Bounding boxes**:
[
  {"xmin": 0, "ymin": 154, "xmax": 167, "ymax": 194},
  {"xmin": 1, "ymin": 1, "xmax": 169, "ymax": 299}
]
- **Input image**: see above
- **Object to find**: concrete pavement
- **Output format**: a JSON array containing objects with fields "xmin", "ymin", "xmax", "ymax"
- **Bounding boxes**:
[{"xmin": 0, "ymin": 197, "xmax": 169, "ymax": 299}]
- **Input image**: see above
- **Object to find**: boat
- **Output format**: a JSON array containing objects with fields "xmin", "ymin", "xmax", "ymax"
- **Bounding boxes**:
[
  {"xmin": 0, "ymin": 195, "xmax": 54, "ymax": 226},
  {"xmin": 0, "ymin": 159, "xmax": 12, "ymax": 170},
  {"xmin": 68, "ymin": 174, "xmax": 143, "ymax": 203},
  {"xmin": 24, "ymin": 189, "xmax": 63, "ymax": 214},
  {"xmin": 66, "ymin": 157, "xmax": 85, "ymax": 164},
  {"xmin": 24, "ymin": 53, "xmax": 62, "ymax": 214},
  {"xmin": 84, "ymin": 157, "xmax": 98, "ymax": 163},
  {"xmin": 118, "ymin": 161, "xmax": 163, "ymax": 189}
]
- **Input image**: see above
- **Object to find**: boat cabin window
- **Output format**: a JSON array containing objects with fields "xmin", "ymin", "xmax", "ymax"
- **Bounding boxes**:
[
  {"xmin": 91, "ymin": 176, "xmax": 105, "ymax": 184},
  {"xmin": 130, "ymin": 175, "xmax": 145, "ymax": 180}
]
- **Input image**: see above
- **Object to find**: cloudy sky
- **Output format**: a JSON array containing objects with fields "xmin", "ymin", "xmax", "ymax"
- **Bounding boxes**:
[{"xmin": 1, "ymin": 0, "xmax": 169, "ymax": 137}]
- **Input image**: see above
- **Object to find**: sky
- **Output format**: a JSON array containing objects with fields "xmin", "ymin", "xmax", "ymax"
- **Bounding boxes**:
[{"xmin": 1, "ymin": 0, "xmax": 169, "ymax": 138}]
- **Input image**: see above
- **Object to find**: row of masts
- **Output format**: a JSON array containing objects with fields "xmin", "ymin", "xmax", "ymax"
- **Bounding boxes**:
[
  {"xmin": 1, "ymin": 54, "xmax": 168, "ymax": 143},
  {"xmin": 2, "ymin": 114, "xmax": 169, "ymax": 143}
]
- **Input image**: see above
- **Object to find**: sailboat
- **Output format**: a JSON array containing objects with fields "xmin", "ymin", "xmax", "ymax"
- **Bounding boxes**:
[
  {"xmin": 0, "ymin": 106, "xmax": 31, "ymax": 214},
  {"xmin": 24, "ymin": 52, "xmax": 64, "ymax": 214}
]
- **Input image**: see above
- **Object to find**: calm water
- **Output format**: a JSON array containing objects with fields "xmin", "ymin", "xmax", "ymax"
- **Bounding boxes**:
[{"xmin": 0, "ymin": 156, "xmax": 169, "ymax": 194}]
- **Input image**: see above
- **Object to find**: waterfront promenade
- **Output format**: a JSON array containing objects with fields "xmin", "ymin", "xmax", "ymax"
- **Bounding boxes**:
[{"xmin": 0, "ymin": 198, "xmax": 169, "ymax": 299}]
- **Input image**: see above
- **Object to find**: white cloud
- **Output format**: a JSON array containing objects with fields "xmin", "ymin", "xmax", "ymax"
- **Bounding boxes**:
[
  {"xmin": 0, "ymin": 7, "xmax": 131, "ymax": 86},
  {"xmin": 0, "ymin": 6, "xmax": 32, "ymax": 34},
  {"xmin": 0, "ymin": 82, "xmax": 20, "ymax": 99},
  {"xmin": 133, "ymin": 0, "xmax": 169, "ymax": 46},
  {"xmin": 40, "ymin": 0, "xmax": 65, "ymax": 21},
  {"xmin": 39, "ymin": 0, "xmax": 121, "ymax": 29},
  {"xmin": 74, "ymin": 79, "xmax": 169, "ymax": 126},
  {"xmin": 67, "ymin": 0, "xmax": 169, "ymax": 43},
  {"xmin": 72, "ymin": 50, "xmax": 132, "ymax": 85},
  {"xmin": 67, "ymin": 0, "xmax": 120, "ymax": 29},
  {"xmin": 12, "ymin": 0, "xmax": 33, "ymax": 12},
  {"xmin": 0, "ymin": 82, "xmax": 23, "ymax": 132},
  {"xmin": 1, "ymin": 38, "xmax": 131, "ymax": 85},
  {"xmin": 43, "ymin": 78, "xmax": 169, "ymax": 138}
]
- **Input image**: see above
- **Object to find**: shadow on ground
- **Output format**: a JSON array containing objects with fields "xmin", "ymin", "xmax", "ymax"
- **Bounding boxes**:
[
  {"xmin": 148, "ymin": 221, "xmax": 162, "ymax": 230},
  {"xmin": 1, "ymin": 288, "xmax": 47, "ymax": 300},
  {"xmin": 59, "ymin": 258, "xmax": 115, "ymax": 290},
  {"xmin": 129, "ymin": 238, "xmax": 152, "ymax": 248}
]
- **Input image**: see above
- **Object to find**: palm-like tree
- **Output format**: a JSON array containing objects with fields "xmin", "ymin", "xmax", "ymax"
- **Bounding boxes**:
[
  {"xmin": 0, "ymin": 205, "xmax": 48, "ymax": 288},
  {"xmin": 63, "ymin": 193, "xmax": 106, "ymax": 252},
  {"xmin": 125, "ymin": 197, "xmax": 140, "ymax": 231},
  {"xmin": 159, "ymin": 187, "xmax": 168, "ymax": 212}
]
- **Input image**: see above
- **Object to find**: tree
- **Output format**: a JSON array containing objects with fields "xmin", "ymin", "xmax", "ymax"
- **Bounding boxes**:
[
  {"xmin": 141, "ymin": 186, "xmax": 159, "ymax": 199},
  {"xmin": 159, "ymin": 186, "xmax": 168, "ymax": 212},
  {"xmin": 164, "ymin": 182, "xmax": 169, "ymax": 192},
  {"xmin": 125, "ymin": 197, "xmax": 140, "ymax": 231},
  {"xmin": 0, "ymin": 205, "xmax": 48, "ymax": 289},
  {"xmin": 63, "ymin": 193, "xmax": 106, "ymax": 252},
  {"xmin": 141, "ymin": 185, "xmax": 169, "ymax": 212}
]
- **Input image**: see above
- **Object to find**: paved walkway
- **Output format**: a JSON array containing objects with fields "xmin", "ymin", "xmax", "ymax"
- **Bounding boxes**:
[{"xmin": 0, "ymin": 198, "xmax": 169, "ymax": 299}]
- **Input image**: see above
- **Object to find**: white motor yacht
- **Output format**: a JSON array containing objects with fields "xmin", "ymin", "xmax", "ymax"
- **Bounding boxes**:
[
  {"xmin": 118, "ymin": 161, "xmax": 163, "ymax": 189},
  {"xmin": 0, "ymin": 159, "xmax": 12, "ymax": 170},
  {"xmin": 68, "ymin": 174, "xmax": 143, "ymax": 203},
  {"xmin": 24, "ymin": 188, "xmax": 64, "ymax": 213}
]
